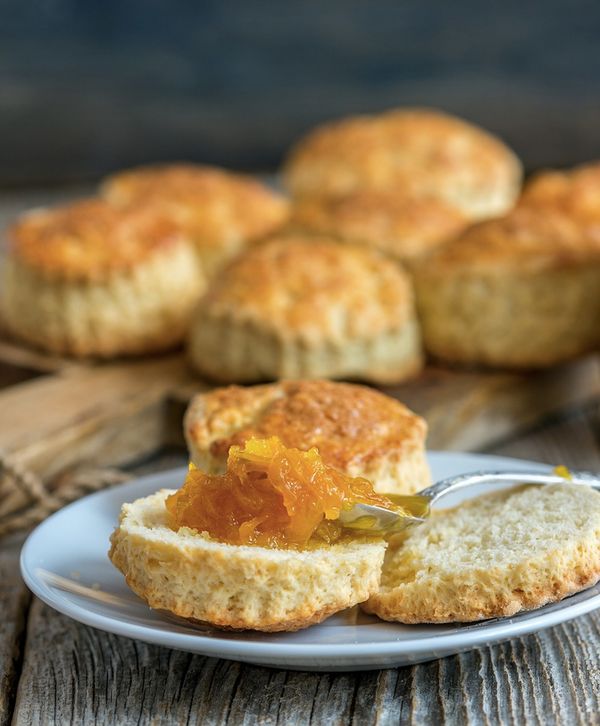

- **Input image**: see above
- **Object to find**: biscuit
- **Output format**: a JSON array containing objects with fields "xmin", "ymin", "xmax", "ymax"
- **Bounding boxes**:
[
  {"xmin": 520, "ymin": 161, "xmax": 600, "ymax": 226},
  {"xmin": 290, "ymin": 190, "xmax": 467, "ymax": 262},
  {"xmin": 109, "ymin": 489, "xmax": 386, "ymax": 632},
  {"xmin": 2, "ymin": 199, "xmax": 204, "ymax": 357},
  {"xmin": 101, "ymin": 163, "xmax": 289, "ymax": 275},
  {"xmin": 184, "ymin": 380, "xmax": 431, "ymax": 496},
  {"xmin": 283, "ymin": 108, "xmax": 522, "ymax": 220},
  {"xmin": 364, "ymin": 483, "xmax": 600, "ymax": 623},
  {"xmin": 414, "ymin": 208, "xmax": 600, "ymax": 367},
  {"xmin": 187, "ymin": 235, "xmax": 423, "ymax": 384}
]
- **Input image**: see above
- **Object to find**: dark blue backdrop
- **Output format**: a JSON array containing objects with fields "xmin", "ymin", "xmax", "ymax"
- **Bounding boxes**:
[{"xmin": 1, "ymin": 0, "xmax": 600, "ymax": 183}]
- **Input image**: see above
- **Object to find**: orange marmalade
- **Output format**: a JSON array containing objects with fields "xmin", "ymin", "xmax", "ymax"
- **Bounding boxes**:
[{"xmin": 166, "ymin": 436, "xmax": 419, "ymax": 549}]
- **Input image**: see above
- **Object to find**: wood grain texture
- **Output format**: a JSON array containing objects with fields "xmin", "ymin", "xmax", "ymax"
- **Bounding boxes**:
[
  {"xmin": 11, "ymin": 603, "xmax": 600, "ymax": 725},
  {"xmin": 388, "ymin": 357, "xmax": 600, "ymax": 451},
  {"xmin": 0, "ymin": 544, "xmax": 31, "ymax": 726},
  {"xmin": 0, "ymin": 355, "xmax": 196, "ymax": 523},
  {"xmin": 489, "ymin": 402, "xmax": 600, "ymax": 471}
]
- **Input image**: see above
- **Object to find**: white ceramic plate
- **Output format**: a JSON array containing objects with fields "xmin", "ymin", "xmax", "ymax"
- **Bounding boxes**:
[{"xmin": 21, "ymin": 452, "xmax": 600, "ymax": 672}]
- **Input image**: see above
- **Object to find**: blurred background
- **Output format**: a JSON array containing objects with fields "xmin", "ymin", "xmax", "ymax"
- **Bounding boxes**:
[{"xmin": 1, "ymin": 0, "xmax": 600, "ymax": 185}]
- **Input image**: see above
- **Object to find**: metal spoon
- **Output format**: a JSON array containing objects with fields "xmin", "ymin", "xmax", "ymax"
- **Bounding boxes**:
[{"xmin": 339, "ymin": 469, "xmax": 600, "ymax": 533}]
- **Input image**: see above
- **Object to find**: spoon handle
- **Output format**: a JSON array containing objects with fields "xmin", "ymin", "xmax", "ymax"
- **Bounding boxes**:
[{"xmin": 420, "ymin": 469, "xmax": 600, "ymax": 507}]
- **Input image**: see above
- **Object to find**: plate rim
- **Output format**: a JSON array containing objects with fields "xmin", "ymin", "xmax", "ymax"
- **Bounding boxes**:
[{"xmin": 20, "ymin": 451, "xmax": 600, "ymax": 664}]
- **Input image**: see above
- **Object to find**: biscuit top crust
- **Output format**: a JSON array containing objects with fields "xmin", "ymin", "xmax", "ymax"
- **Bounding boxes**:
[
  {"xmin": 284, "ymin": 108, "xmax": 522, "ymax": 213},
  {"xmin": 186, "ymin": 380, "xmax": 427, "ymax": 472},
  {"xmin": 101, "ymin": 163, "xmax": 289, "ymax": 249},
  {"xmin": 8, "ymin": 198, "xmax": 185, "ymax": 280},
  {"xmin": 520, "ymin": 162, "xmax": 600, "ymax": 226},
  {"xmin": 417, "ymin": 208, "xmax": 600, "ymax": 274},
  {"xmin": 290, "ymin": 190, "xmax": 467, "ymax": 260},
  {"xmin": 199, "ymin": 235, "xmax": 415, "ymax": 341}
]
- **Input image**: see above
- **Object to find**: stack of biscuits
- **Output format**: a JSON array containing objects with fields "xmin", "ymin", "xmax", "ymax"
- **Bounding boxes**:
[
  {"xmin": 1, "ymin": 110, "xmax": 597, "ymax": 633},
  {"xmin": 3, "ymin": 108, "xmax": 600, "ymax": 379},
  {"xmin": 187, "ymin": 107, "xmax": 527, "ymax": 383},
  {"xmin": 2, "ymin": 165, "xmax": 288, "ymax": 357}
]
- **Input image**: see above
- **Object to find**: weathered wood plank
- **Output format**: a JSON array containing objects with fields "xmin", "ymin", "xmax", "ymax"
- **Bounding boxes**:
[
  {"xmin": 0, "ymin": 337, "xmax": 75, "ymax": 376},
  {"xmin": 392, "ymin": 356, "xmax": 600, "ymax": 452},
  {"xmin": 0, "ymin": 542, "xmax": 31, "ymax": 726},
  {"xmin": 11, "ymin": 602, "xmax": 600, "ymax": 726},
  {"xmin": 0, "ymin": 356, "xmax": 192, "ymax": 468},
  {"xmin": 0, "ymin": 356, "xmax": 197, "ymax": 525},
  {"xmin": 488, "ymin": 402, "xmax": 600, "ymax": 471}
]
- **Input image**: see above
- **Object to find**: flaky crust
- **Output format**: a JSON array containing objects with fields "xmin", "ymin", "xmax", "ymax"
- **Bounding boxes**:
[
  {"xmin": 414, "ymin": 208, "xmax": 600, "ymax": 367},
  {"xmin": 290, "ymin": 190, "xmax": 467, "ymax": 262},
  {"xmin": 364, "ymin": 484, "xmax": 600, "ymax": 623},
  {"xmin": 520, "ymin": 161, "xmax": 600, "ymax": 226},
  {"xmin": 194, "ymin": 235, "xmax": 415, "ymax": 337},
  {"xmin": 109, "ymin": 490, "xmax": 386, "ymax": 632},
  {"xmin": 184, "ymin": 380, "xmax": 431, "ymax": 495},
  {"xmin": 417, "ymin": 207, "xmax": 600, "ymax": 272},
  {"xmin": 101, "ymin": 163, "xmax": 289, "ymax": 274},
  {"xmin": 2, "ymin": 241, "xmax": 204, "ymax": 357},
  {"xmin": 187, "ymin": 235, "xmax": 423, "ymax": 384},
  {"xmin": 284, "ymin": 108, "xmax": 522, "ymax": 220},
  {"xmin": 7, "ymin": 199, "xmax": 185, "ymax": 281}
]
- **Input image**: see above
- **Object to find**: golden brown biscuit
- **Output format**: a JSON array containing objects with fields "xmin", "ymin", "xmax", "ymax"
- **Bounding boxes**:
[
  {"xmin": 187, "ymin": 235, "xmax": 423, "ymax": 384},
  {"xmin": 364, "ymin": 483, "xmax": 600, "ymax": 623},
  {"xmin": 109, "ymin": 489, "xmax": 386, "ymax": 632},
  {"xmin": 414, "ymin": 208, "xmax": 600, "ymax": 368},
  {"xmin": 184, "ymin": 380, "xmax": 431, "ymax": 495},
  {"xmin": 520, "ymin": 161, "xmax": 600, "ymax": 227},
  {"xmin": 284, "ymin": 108, "xmax": 522, "ymax": 220},
  {"xmin": 101, "ymin": 163, "xmax": 289, "ymax": 275},
  {"xmin": 290, "ymin": 190, "xmax": 467, "ymax": 262},
  {"xmin": 2, "ymin": 198, "xmax": 204, "ymax": 357}
]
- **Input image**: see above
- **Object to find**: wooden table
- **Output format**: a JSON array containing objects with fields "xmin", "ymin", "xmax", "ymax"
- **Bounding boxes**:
[{"xmin": 0, "ymin": 405, "xmax": 597, "ymax": 725}]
